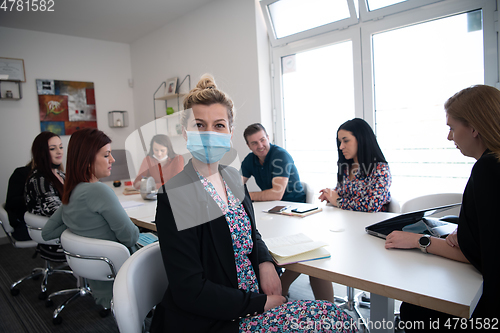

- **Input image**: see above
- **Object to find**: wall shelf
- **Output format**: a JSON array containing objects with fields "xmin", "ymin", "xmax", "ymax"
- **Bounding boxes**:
[
  {"xmin": 0, "ymin": 80, "xmax": 23, "ymax": 100},
  {"xmin": 155, "ymin": 93, "xmax": 186, "ymax": 101},
  {"xmin": 153, "ymin": 75, "xmax": 190, "ymax": 136}
]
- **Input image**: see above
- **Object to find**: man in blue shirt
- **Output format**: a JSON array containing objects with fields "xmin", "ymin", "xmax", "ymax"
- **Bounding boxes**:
[{"xmin": 241, "ymin": 123, "xmax": 306, "ymax": 203}]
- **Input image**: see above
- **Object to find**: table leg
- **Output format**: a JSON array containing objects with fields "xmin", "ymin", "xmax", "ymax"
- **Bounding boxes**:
[{"xmin": 368, "ymin": 293, "xmax": 395, "ymax": 333}]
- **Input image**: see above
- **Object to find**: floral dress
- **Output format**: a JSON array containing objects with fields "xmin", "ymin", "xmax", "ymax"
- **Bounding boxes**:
[
  {"xmin": 197, "ymin": 172, "xmax": 357, "ymax": 333},
  {"xmin": 334, "ymin": 162, "xmax": 391, "ymax": 212}
]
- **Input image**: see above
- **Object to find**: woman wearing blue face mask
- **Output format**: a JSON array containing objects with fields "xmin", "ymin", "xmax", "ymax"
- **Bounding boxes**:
[{"xmin": 150, "ymin": 75, "xmax": 356, "ymax": 333}]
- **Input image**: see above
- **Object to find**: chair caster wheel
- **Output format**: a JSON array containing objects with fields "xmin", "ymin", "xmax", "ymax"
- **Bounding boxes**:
[
  {"xmin": 45, "ymin": 299, "xmax": 53, "ymax": 307},
  {"xmin": 99, "ymin": 308, "xmax": 111, "ymax": 318},
  {"xmin": 53, "ymin": 316, "xmax": 62, "ymax": 325},
  {"xmin": 10, "ymin": 288, "xmax": 20, "ymax": 296},
  {"xmin": 38, "ymin": 291, "xmax": 48, "ymax": 300}
]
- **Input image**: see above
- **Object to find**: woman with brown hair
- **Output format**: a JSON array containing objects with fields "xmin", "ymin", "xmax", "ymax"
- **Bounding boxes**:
[
  {"xmin": 42, "ymin": 128, "xmax": 139, "ymax": 314},
  {"xmin": 151, "ymin": 74, "xmax": 356, "ymax": 333},
  {"xmin": 386, "ymin": 85, "xmax": 500, "ymax": 329},
  {"xmin": 133, "ymin": 134, "xmax": 184, "ymax": 189}
]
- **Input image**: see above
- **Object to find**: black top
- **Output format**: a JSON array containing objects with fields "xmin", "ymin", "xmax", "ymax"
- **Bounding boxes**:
[
  {"xmin": 458, "ymin": 150, "xmax": 500, "ymax": 319},
  {"xmin": 151, "ymin": 160, "xmax": 274, "ymax": 333},
  {"xmin": 5, "ymin": 165, "xmax": 31, "ymax": 240}
]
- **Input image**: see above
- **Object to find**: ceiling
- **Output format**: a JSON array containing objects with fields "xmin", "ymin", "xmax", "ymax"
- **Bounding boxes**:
[{"xmin": 0, "ymin": 0, "xmax": 214, "ymax": 44}]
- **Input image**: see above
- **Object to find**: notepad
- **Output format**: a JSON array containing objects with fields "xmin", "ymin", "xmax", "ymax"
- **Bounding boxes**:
[
  {"xmin": 264, "ymin": 233, "xmax": 330, "ymax": 265},
  {"xmin": 120, "ymin": 200, "xmax": 144, "ymax": 209},
  {"xmin": 137, "ymin": 232, "xmax": 159, "ymax": 248}
]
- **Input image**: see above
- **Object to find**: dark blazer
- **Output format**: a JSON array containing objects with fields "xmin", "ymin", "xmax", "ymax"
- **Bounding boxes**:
[
  {"xmin": 151, "ymin": 160, "xmax": 274, "ymax": 333},
  {"xmin": 458, "ymin": 150, "xmax": 500, "ymax": 319}
]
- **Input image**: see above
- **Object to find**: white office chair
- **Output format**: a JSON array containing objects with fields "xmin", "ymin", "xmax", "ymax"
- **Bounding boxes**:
[
  {"xmin": 112, "ymin": 242, "xmax": 167, "ymax": 333},
  {"xmin": 387, "ymin": 196, "xmax": 401, "ymax": 213},
  {"xmin": 0, "ymin": 204, "xmax": 37, "ymax": 249},
  {"xmin": 9, "ymin": 212, "xmax": 72, "ymax": 299},
  {"xmin": 48, "ymin": 229, "xmax": 131, "ymax": 325},
  {"xmin": 300, "ymin": 181, "xmax": 315, "ymax": 204},
  {"xmin": 400, "ymin": 193, "xmax": 462, "ymax": 217}
]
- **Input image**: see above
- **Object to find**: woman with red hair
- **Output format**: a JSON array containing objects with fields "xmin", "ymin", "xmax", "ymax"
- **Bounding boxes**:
[{"xmin": 43, "ymin": 128, "xmax": 139, "ymax": 315}]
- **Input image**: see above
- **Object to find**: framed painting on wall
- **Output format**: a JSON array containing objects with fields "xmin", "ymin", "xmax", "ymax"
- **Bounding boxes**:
[{"xmin": 36, "ymin": 79, "xmax": 98, "ymax": 135}]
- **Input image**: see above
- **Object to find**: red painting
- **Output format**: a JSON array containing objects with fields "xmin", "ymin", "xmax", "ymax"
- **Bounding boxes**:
[
  {"xmin": 36, "ymin": 79, "xmax": 98, "ymax": 135},
  {"xmin": 38, "ymin": 95, "xmax": 68, "ymax": 121},
  {"xmin": 64, "ymin": 121, "xmax": 98, "ymax": 135}
]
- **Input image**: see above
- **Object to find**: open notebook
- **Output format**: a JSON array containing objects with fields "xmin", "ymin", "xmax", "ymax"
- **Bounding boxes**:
[{"xmin": 264, "ymin": 233, "xmax": 330, "ymax": 265}]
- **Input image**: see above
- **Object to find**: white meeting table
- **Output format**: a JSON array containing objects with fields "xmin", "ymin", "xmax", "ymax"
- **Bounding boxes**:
[
  {"xmin": 109, "ymin": 182, "xmax": 482, "ymax": 333},
  {"xmin": 106, "ymin": 182, "xmax": 158, "ymax": 231},
  {"xmin": 254, "ymin": 201, "xmax": 483, "ymax": 333}
]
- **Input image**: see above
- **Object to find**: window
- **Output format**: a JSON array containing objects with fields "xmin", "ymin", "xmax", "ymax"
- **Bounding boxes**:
[
  {"xmin": 260, "ymin": 0, "xmax": 358, "ymax": 46},
  {"xmin": 281, "ymin": 41, "xmax": 356, "ymax": 188},
  {"xmin": 267, "ymin": 0, "xmax": 497, "ymax": 200},
  {"xmin": 372, "ymin": 10, "xmax": 484, "ymax": 198}
]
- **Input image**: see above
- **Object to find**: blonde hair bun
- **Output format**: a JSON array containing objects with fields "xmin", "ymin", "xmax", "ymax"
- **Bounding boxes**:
[{"xmin": 196, "ymin": 74, "xmax": 217, "ymax": 90}]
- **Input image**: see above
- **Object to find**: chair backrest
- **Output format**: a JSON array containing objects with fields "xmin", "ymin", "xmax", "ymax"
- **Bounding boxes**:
[
  {"xmin": 300, "ymin": 182, "xmax": 315, "ymax": 204},
  {"xmin": 112, "ymin": 242, "xmax": 167, "ymax": 333},
  {"xmin": 387, "ymin": 197, "xmax": 401, "ymax": 213},
  {"xmin": 24, "ymin": 212, "xmax": 60, "ymax": 246},
  {"xmin": 400, "ymin": 193, "xmax": 463, "ymax": 217},
  {"xmin": 0, "ymin": 204, "xmax": 37, "ymax": 248},
  {"xmin": 61, "ymin": 229, "xmax": 130, "ymax": 281}
]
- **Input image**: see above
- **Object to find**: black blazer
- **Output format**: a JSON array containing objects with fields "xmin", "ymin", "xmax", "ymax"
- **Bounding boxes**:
[{"xmin": 151, "ymin": 160, "xmax": 274, "ymax": 333}]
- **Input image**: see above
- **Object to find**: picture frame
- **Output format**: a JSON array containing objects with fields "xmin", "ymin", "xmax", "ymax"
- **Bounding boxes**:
[
  {"xmin": 165, "ymin": 77, "xmax": 178, "ymax": 95},
  {"xmin": 0, "ymin": 57, "xmax": 26, "ymax": 82}
]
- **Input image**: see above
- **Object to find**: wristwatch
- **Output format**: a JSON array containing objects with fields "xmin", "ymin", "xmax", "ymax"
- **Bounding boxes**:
[
  {"xmin": 418, "ymin": 234, "xmax": 431, "ymax": 253},
  {"xmin": 336, "ymin": 197, "xmax": 341, "ymax": 207}
]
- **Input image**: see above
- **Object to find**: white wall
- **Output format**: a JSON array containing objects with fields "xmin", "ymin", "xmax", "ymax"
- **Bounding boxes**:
[
  {"xmin": 130, "ymin": 0, "xmax": 271, "ymax": 168},
  {"xmin": 0, "ymin": 27, "xmax": 136, "ymax": 206}
]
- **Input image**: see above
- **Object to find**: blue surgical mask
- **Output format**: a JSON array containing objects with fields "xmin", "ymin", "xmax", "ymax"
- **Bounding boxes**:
[{"xmin": 186, "ymin": 131, "xmax": 231, "ymax": 164}]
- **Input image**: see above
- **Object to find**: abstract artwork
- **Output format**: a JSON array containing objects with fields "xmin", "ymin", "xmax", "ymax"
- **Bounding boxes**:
[{"xmin": 36, "ymin": 79, "xmax": 97, "ymax": 135}]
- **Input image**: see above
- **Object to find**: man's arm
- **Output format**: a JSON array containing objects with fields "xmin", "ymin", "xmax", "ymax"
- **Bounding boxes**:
[
  {"xmin": 242, "ymin": 176, "xmax": 249, "ymax": 184},
  {"xmin": 249, "ymin": 177, "xmax": 288, "ymax": 201}
]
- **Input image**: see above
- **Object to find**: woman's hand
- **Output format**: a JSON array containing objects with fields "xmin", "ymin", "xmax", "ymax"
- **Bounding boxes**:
[
  {"xmin": 446, "ymin": 228, "xmax": 460, "ymax": 248},
  {"xmin": 385, "ymin": 231, "xmax": 420, "ymax": 249},
  {"xmin": 259, "ymin": 261, "xmax": 282, "ymax": 296},
  {"xmin": 318, "ymin": 188, "xmax": 339, "ymax": 205},
  {"xmin": 264, "ymin": 295, "xmax": 287, "ymax": 311}
]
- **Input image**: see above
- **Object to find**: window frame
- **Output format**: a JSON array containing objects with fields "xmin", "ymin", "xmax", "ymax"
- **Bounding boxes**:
[
  {"xmin": 260, "ymin": 0, "xmax": 359, "ymax": 47},
  {"xmin": 359, "ymin": 0, "xmax": 445, "ymax": 21},
  {"xmin": 267, "ymin": 0, "xmax": 498, "ymax": 197},
  {"xmin": 361, "ymin": 0, "xmax": 498, "ymax": 128},
  {"xmin": 271, "ymin": 27, "xmax": 364, "ymax": 147}
]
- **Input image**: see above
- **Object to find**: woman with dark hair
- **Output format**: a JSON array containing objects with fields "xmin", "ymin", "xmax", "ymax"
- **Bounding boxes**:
[
  {"xmin": 25, "ymin": 131, "xmax": 65, "ymax": 217},
  {"xmin": 319, "ymin": 118, "xmax": 391, "ymax": 212},
  {"xmin": 133, "ymin": 134, "xmax": 184, "ymax": 189},
  {"xmin": 42, "ymin": 128, "xmax": 139, "ymax": 314}
]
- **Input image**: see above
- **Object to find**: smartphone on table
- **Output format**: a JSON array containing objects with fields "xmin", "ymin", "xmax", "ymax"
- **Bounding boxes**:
[
  {"xmin": 268, "ymin": 205, "xmax": 290, "ymax": 213},
  {"xmin": 291, "ymin": 206, "xmax": 318, "ymax": 214}
]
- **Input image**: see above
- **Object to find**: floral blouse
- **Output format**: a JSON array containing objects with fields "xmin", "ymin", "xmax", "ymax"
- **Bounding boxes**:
[
  {"xmin": 197, "ymin": 172, "xmax": 259, "ymax": 293},
  {"xmin": 334, "ymin": 162, "xmax": 391, "ymax": 212}
]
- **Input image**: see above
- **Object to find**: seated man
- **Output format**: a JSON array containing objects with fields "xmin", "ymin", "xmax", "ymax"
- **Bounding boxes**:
[{"xmin": 241, "ymin": 123, "xmax": 306, "ymax": 203}]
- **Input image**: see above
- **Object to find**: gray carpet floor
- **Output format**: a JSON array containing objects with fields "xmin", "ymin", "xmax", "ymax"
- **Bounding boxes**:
[
  {"xmin": 0, "ymin": 242, "xmax": 119, "ymax": 333},
  {"xmin": 0, "ymin": 241, "xmax": 401, "ymax": 333}
]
